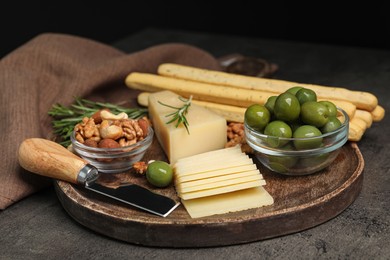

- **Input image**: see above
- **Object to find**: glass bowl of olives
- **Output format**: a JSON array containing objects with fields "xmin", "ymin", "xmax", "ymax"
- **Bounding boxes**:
[{"xmin": 244, "ymin": 87, "xmax": 349, "ymax": 176}]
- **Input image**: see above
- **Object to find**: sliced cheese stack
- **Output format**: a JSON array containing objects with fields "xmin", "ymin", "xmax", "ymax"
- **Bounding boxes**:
[{"xmin": 174, "ymin": 145, "xmax": 274, "ymax": 218}]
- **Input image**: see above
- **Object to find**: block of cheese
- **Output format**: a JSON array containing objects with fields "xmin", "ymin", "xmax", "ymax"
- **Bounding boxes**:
[
  {"xmin": 148, "ymin": 90, "xmax": 227, "ymax": 164},
  {"xmin": 181, "ymin": 187, "xmax": 274, "ymax": 218}
]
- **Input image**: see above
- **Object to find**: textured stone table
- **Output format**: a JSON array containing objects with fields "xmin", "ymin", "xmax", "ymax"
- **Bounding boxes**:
[{"xmin": 1, "ymin": 28, "xmax": 389, "ymax": 259}]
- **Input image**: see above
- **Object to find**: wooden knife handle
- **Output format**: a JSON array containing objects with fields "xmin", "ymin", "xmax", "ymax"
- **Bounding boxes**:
[{"xmin": 18, "ymin": 138, "xmax": 87, "ymax": 184}]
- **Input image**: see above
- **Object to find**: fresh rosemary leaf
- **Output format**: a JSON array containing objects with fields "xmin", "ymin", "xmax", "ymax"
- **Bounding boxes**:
[{"xmin": 158, "ymin": 95, "xmax": 192, "ymax": 134}]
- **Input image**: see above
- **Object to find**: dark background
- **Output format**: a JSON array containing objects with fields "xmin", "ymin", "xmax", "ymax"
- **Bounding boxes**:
[{"xmin": 1, "ymin": 2, "xmax": 390, "ymax": 58}]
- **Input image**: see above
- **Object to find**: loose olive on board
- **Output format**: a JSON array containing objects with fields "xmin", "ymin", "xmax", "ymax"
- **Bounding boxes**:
[{"xmin": 146, "ymin": 161, "xmax": 173, "ymax": 188}]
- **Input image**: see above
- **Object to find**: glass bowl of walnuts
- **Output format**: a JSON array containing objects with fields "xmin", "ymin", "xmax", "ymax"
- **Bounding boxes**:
[{"xmin": 70, "ymin": 110, "xmax": 154, "ymax": 173}]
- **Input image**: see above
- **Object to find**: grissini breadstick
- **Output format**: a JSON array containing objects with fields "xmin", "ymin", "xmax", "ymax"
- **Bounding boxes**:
[
  {"xmin": 126, "ymin": 72, "xmax": 274, "ymax": 107},
  {"xmin": 350, "ymin": 117, "xmax": 368, "ymax": 132},
  {"xmin": 354, "ymin": 110, "xmax": 373, "ymax": 128},
  {"xmin": 348, "ymin": 122, "xmax": 365, "ymax": 142},
  {"xmin": 370, "ymin": 105, "xmax": 385, "ymax": 122},
  {"xmin": 158, "ymin": 63, "xmax": 379, "ymax": 112},
  {"xmin": 126, "ymin": 73, "xmax": 356, "ymax": 118}
]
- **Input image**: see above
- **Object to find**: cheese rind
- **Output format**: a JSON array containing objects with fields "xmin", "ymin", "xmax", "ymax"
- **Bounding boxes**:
[
  {"xmin": 181, "ymin": 187, "xmax": 274, "ymax": 218},
  {"xmin": 148, "ymin": 91, "xmax": 227, "ymax": 164}
]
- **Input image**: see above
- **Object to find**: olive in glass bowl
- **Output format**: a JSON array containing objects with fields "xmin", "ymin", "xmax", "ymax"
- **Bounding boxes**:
[{"xmin": 244, "ymin": 108, "xmax": 349, "ymax": 175}]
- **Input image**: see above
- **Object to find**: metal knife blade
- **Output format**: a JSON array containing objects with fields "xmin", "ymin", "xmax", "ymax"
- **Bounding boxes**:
[
  {"xmin": 86, "ymin": 182, "xmax": 180, "ymax": 217},
  {"xmin": 18, "ymin": 138, "xmax": 179, "ymax": 217}
]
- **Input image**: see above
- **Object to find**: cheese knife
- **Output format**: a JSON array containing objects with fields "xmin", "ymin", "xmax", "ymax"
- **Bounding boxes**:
[{"xmin": 18, "ymin": 138, "xmax": 180, "ymax": 217}]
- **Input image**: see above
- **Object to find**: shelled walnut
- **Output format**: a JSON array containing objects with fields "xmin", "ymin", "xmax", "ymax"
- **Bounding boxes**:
[
  {"xmin": 74, "ymin": 110, "xmax": 150, "ymax": 148},
  {"xmin": 225, "ymin": 122, "xmax": 253, "ymax": 154}
]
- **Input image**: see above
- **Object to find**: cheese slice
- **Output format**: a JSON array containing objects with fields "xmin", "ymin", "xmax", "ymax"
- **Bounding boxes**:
[
  {"xmin": 177, "ymin": 169, "xmax": 261, "ymax": 189},
  {"xmin": 179, "ymin": 180, "xmax": 266, "ymax": 200},
  {"xmin": 148, "ymin": 90, "xmax": 227, "ymax": 164},
  {"xmin": 181, "ymin": 187, "xmax": 274, "ymax": 218},
  {"xmin": 176, "ymin": 164, "xmax": 258, "ymax": 183},
  {"xmin": 174, "ymin": 145, "xmax": 248, "ymax": 175},
  {"xmin": 175, "ymin": 156, "xmax": 253, "ymax": 177},
  {"xmin": 177, "ymin": 172, "xmax": 263, "ymax": 193}
]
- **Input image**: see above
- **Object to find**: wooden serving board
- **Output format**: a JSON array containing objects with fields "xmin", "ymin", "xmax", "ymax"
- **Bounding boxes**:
[{"xmin": 54, "ymin": 140, "xmax": 364, "ymax": 248}]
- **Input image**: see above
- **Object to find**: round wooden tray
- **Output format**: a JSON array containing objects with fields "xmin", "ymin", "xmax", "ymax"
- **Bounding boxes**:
[{"xmin": 54, "ymin": 141, "xmax": 364, "ymax": 248}]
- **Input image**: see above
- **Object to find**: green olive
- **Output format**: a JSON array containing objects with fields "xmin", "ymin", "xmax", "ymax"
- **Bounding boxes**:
[
  {"xmin": 264, "ymin": 120, "xmax": 292, "ymax": 147},
  {"xmin": 268, "ymin": 144, "xmax": 298, "ymax": 173},
  {"xmin": 245, "ymin": 104, "xmax": 271, "ymax": 131},
  {"xmin": 268, "ymin": 155, "xmax": 298, "ymax": 173},
  {"xmin": 318, "ymin": 101, "xmax": 338, "ymax": 117},
  {"xmin": 300, "ymin": 101, "xmax": 329, "ymax": 127},
  {"xmin": 293, "ymin": 125, "xmax": 323, "ymax": 150},
  {"xmin": 321, "ymin": 116, "xmax": 342, "ymax": 133},
  {"xmin": 274, "ymin": 92, "xmax": 301, "ymax": 122},
  {"xmin": 286, "ymin": 86, "xmax": 303, "ymax": 95},
  {"xmin": 295, "ymin": 88, "xmax": 317, "ymax": 104},
  {"xmin": 299, "ymin": 153, "xmax": 330, "ymax": 168},
  {"xmin": 264, "ymin": 96, "xmax": 278, "ymax": 116},
  {"xmin": 146, "ymin": 161, "xmax": 173, "ymax": 188}
]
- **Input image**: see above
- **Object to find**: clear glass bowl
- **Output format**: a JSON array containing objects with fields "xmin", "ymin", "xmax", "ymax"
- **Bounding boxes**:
[
  {"xmin": 71, "ymin": 126, "xmax": 154, "ymax": 173},
  {"xmin": 244, "ymin": 108, "xmax": 349, "ymax": 175}
]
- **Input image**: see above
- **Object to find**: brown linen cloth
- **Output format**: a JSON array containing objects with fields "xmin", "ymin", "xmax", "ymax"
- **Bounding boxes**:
[{"xmin": 0, "ymin": 33, "xmax": 221, "ymax": 210}]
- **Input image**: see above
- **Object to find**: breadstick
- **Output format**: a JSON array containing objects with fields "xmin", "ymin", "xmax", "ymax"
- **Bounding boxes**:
[
  {"xmin": 371, "ymin": 105, "xmax": 385, "ymax": 122},
  {"xmin": 158, "ymin": 63, "xmax": 378, "ymax": 111},
  {"xmin": 354, "ymin": 109, "xmax": 373, "ymax": 128},
  {"xmin": 126, "ymin": 72, "xmax": 274, "ymax": 107},
  {"xmin": 127, "ymin": 73, "xmax": 356, "ymax": 118},
  {"xmin": 350, "ymin": 117, "xmax": 368, "ymax": 132},
  {"xmin": 348, "ymin": 122, "xmax": 365, "ymax": 142}
]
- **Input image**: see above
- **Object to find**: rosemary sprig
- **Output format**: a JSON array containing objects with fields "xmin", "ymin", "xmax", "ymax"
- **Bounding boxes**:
[
  {"xmin": 158, "ymin": 95, "xmax": 192, "ymax": 134},
  {"xmin": 48, "ymin": 97, "xmax": 148, "ymax": 147}
]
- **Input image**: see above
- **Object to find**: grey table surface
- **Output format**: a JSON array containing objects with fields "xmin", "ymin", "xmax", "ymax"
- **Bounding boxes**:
[{"xmin": 1, "ymin": 28, "xmax": 389, "ymax": 260}]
